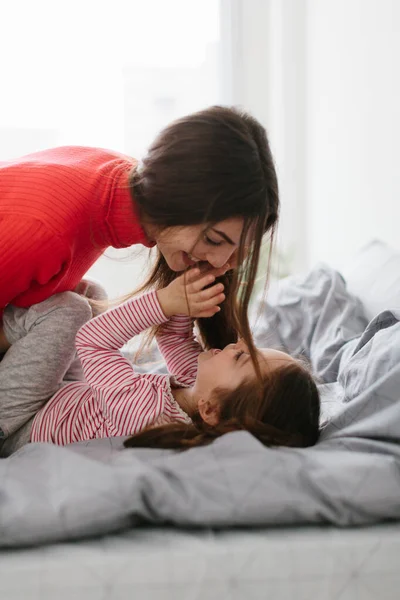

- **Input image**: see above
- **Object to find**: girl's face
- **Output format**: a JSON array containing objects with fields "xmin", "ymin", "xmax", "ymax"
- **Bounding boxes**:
[
  {"xmin": 194, "ymin": 340, "xmax": 295, "ymax": 398},
  {"xmin": 152, "ymin": 217, "xmax": 246, "ymax": 272}
]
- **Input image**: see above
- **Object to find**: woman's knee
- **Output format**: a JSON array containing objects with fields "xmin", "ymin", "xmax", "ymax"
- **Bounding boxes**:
[
  {"xmin": 52, "ymin": 291, "xmax": 93, "ymax": 325},
  {"xmin": 74, "ymin": 279, "xmax": 108, "ymax": 317},
  {"xmin": 28, "ymin": 291, "xmax": 93, "ymax": 331},
  {"xmin": 3, "ymin": 292, "xmax": 93, "ymax": 345}
]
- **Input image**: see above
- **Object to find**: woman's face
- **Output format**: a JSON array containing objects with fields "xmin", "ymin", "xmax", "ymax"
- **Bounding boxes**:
[{"xmin": 153, "ymin": 217, "xmax": 247, "ymax": 272}]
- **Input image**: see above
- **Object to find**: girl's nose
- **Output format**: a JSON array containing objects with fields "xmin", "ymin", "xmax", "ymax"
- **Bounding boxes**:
[
  {"xmin": 226, "ymin": 339, "xmax": 247, "ymax": 352},
  {"xmin": 236, "ymin": 338, "xmax": 248, "ymax": 350}
]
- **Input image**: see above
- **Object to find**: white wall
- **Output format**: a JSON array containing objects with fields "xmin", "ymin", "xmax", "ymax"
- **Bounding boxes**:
[
  {"xmin": 306, "ymin": 0, "xmax": 400, "ymax": 268},
  {"xmin": 225, "ymin": 0, "xmax": 309, "ymax": 273},
  {"xmin": 233, "ymin": 0, "xmax": 400, "ymax": 271}
]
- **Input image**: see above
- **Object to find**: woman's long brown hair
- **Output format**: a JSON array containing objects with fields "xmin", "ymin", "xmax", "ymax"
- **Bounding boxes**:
[
  {"xmin": 129, "ymin": 106, "xmax": 279, "ymax": 379},
  {"xmin": 124, "ymin": 362, "xmax": 321, "ymax": 450}
]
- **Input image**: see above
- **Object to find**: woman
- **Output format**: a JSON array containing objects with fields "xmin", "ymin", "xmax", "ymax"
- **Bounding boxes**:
[
  {"xmin": 0, "ymin": 103, "xmax": 278, "ymax": 320},
  {"xmin": 0, "ymin": 105, "xmax": 279, "ymax": 383}
]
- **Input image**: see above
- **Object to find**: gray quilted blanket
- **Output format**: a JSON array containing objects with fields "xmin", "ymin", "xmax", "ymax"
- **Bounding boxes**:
[{"xmin": 1, "ymin": 265, "xmax": 400, "ymax": 547}]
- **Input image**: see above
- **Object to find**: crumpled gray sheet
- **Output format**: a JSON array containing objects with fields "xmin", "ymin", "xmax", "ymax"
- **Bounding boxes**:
[{"xmin": 1, "ymin": 265, "xmax": 400, "ymax": 548}]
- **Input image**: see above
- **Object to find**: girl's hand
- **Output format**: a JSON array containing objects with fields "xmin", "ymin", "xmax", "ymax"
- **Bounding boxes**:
[{"xmin": 157, "ymin": 264, "xmax": 229, "ymax": 318}]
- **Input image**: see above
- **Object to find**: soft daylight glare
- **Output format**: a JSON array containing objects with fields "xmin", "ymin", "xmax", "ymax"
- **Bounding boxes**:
[
  {"xmin": 0, "ymin": 0, "xmax": 220, "ymax": 158},
  {"xmin": 0, "ymin": 0, "xmax": 221, "ymax": 297}
]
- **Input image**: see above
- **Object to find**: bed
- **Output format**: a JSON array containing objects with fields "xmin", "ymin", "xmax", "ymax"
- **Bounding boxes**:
[{"xmin": 1, "ymin": 240, "xmax": 400, "ymax": 599}]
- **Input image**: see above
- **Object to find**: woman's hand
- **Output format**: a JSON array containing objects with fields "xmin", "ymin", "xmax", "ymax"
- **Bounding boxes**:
[
  {"xmin": 157, "ymin": 264, "xmax": 229, "ymax": 318},
  {"xmin": 0, "ymin": 321, "xmax": 11, "ymax": 353}
]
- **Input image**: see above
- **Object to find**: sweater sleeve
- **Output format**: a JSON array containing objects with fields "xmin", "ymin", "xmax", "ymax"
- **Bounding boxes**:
[
  {"xmin": 0, "ymin": 216, "xmax": 71, "ymax": 312},
  {"xmin": 75, "ymin": 291, "xmax": 172, "ymax": 435},
  {"xmin": 156, "ymin": 315, "xmax": 203, "ymax": 386}
]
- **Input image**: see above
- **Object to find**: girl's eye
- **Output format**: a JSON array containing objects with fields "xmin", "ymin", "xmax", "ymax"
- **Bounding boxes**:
[
  {"xmin": 204, "ymin": 235, "xmax": 222, "ymax": 247},
  {"xmin": 235, "ymin": 350, "xmax": 244, "ymax": 361}
]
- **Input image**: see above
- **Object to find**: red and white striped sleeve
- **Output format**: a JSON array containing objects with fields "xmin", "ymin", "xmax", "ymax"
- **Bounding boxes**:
[
  {"xmin": 75, "ymin": 291, "xmax": 170, "ymax": 435},
  {"xmin": 156, "ymin": 315, "xmax": 203, "ymax": 386}
]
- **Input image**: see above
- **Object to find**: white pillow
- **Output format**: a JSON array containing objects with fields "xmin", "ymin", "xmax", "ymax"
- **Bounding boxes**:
[{"xmin": 341, "ymin": 240, "xmax": 400, "ymax": 320}]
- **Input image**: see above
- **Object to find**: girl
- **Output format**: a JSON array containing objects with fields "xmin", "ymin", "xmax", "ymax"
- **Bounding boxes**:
[{"xmin": 0, "ymin": 267, "xmax": 320, "ymax": 457}]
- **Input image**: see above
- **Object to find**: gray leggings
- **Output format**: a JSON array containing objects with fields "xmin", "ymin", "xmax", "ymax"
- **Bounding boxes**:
[{"xmin": 0, "ymin": 282, "xmax": 106, "ymax": 457}]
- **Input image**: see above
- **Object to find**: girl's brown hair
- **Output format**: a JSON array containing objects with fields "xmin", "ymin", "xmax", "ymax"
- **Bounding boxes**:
[
  {"xmin": 130, "ymin": 106, "xmax": 279, "ymax": 378},
  {"xmin": 124, "ymin": 361, "xmax": 321, "ymax": 451}
]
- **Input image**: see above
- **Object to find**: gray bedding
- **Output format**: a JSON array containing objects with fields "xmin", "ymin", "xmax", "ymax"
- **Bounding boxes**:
[{"xmin": 1, "ymin": 265, "xmax": 400, "ymax": 548}]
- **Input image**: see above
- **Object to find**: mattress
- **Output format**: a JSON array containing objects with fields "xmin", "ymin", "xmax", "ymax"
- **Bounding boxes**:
[{"xmin": 2, "ymin": 524, "xmax": 400, "ymax": 599}]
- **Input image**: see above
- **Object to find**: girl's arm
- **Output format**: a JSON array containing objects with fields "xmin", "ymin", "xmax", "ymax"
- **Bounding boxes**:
[
  {"xmin": 75, "ymin": 291, "xmax": 170, "ymax": 435},
  {"xmin": 75, "ymin": 291, "xmax": 168, "ymax": 359},
  {"xmin": 154, "ymin": 266, "xmax": 227, "ymax": 386},
  {"xmin": 156, "ymin": 315, "xmax": 202, "ymax": 386}
]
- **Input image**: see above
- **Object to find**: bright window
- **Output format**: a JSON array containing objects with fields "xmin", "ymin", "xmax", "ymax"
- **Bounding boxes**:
[
  {"xmin": 1, "ymin": 0, "xmax": 221, "ymax": 158},
  {"xmin": 1, "ymin": 0, "xmax": 222, "ymax": 296}
]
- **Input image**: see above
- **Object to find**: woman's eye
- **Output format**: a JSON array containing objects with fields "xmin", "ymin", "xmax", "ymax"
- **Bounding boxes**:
[
  {"xmin": 235, "ymin": 350, "xmax": 244, "ymax": 361},
  {"xmin": 204, "ymin": 235, "xmax": 222, "ymax": 247}
]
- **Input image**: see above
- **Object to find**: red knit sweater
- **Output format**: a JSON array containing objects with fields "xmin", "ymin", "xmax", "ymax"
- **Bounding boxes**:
[{"xmin": 0, "ymin": 146, "xmax": 152, "ymax": 311}]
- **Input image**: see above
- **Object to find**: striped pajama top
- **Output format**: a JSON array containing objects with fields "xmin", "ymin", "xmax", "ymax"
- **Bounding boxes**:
[{"xmin": 31, "ymin": 291, "xmax": 200, "ymax": 445}]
